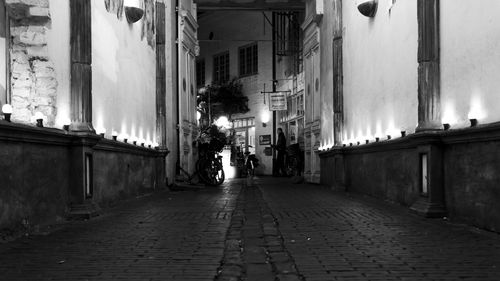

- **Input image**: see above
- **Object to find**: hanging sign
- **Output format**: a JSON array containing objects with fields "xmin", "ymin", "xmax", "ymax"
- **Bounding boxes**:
[{"xmin": 269, "ymin": 92, "xmax": 287, "ymax": 111}]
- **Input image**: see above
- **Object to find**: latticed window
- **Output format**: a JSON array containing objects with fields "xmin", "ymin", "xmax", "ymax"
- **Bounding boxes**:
[
  {"xmin": 196, "ymin": 59, "xmax": 205, "ymax": 87},
  {"xmin": 213, "ymin": 51, "xmax": 229, "ymax": 84},
  {"xmin": 239, "ymin": 43, "xmax": 258, "ymax": 77},
  {"xmin": 275, "ymin": 12, "xmax": 303, "ymax": 75}
]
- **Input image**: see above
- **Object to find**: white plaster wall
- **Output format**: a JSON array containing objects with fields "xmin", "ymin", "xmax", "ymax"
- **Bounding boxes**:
[
  {"xmin": 47, "ymin": 1, "xmax": 71, "ymax": 128},
  {"xmin": 0, "ymin": 37, "xmax": 5, "ymax": 105},
  {"xmin": 91, "ymin": 0, "xmax": 156, "ymax": 145},
  {"xmin": 198, "ymin": 11, "xmax": 274, "ymax": 175},
  {"xmin": 441, "ymin": 0, "xmax": 500, "ymax": 128},
  {"xmin": 343, "ymin": 0, "xmax": 418, "ymax": 144}
]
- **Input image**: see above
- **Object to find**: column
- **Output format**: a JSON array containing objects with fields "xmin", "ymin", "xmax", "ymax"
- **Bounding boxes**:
[
  {"xmin": 70, "ymin": 0, "xmax": 94, "ymax": 132},
  {"xmin": 156, "ymin": 1, "xmax": 167, "ymax": 148},
  {"xmin": 416, "ymin": 0, "xmax": 441, "ymax": 132}
]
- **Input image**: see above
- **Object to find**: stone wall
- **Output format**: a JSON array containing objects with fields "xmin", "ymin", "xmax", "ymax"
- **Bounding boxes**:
[
  {"xmin": 6, "ymin": 0, "xmax": 57, "ymax": 126},
  {"xmin": 0, "ymin": 122, "xmax": 167, "ymax": 237},
  {"xmin": 320, "ymin": 126, "xmax": 500, "ymax": 233}
]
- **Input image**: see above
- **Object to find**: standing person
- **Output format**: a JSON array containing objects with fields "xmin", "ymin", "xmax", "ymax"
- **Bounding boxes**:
[{"xmin": 275, "ymin": 128, "xmax": 287, "ymax": 176}]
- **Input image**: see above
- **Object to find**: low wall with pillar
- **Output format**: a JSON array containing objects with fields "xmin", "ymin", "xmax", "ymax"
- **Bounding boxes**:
[
  {"xmin": 320, "ymin": 124, "xmax": 500, "ymax": 233},
  {"xmin": 0, "ymin": 121, "xmax": 167, "ymax": 235}
]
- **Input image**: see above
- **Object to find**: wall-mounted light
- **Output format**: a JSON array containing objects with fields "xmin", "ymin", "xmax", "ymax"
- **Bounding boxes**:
[
  {"xmin": 34, "ymin": 112, "xmax": 44, "ymax": 127},
  {"xmin": 124, "ymin": 0, "xmax": 144, "ymax": 23},
  {"xmin": 2, "ymin": 104, "xmax": 13, "ymax": 122},
  {"xmin": 261, "ymin": 111, "xmax": 270, "ymax": 128},
  {"xmin": 96, "ymin": 127, "xmax": 106, "ymax": 137},
  {"xmin": 358, "ymin": 0, "xmax": 378, "ymax": 17},
  {"xmin": 62, "ymin": 118, "xmax": 71, "ymax": 131},
  {"xmin": 470, "ymin": 119, "xmax": 478, "ymax": 127},
  {"xmin": 443, "ymin": 123, "xmax": 450, "ymax": 130}
]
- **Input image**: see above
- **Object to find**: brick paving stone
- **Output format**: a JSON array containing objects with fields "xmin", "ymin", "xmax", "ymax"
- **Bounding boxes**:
[
  {"xmin": 2, "ymin": 177, "xmax": 500, "ymax": 281},
  {"xmin": 255, "ymin": 177, "xmax": 500, "ymax": 281},
  {"xmin": 0, "ymin": 181, "xmax": 241, "ymax": 281}
]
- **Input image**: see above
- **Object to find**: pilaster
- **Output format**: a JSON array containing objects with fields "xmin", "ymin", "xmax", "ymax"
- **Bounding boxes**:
[
  {"xmin": 416, "ymin": 0, "xmax": 441, "ymax": 132},
  {"xmin": 70, "ymin": 0, "xmax": 94, "ymax": 133},
  {"xmin": 156, "ymin": 1, "xmax": 167, "ymax": 148}
]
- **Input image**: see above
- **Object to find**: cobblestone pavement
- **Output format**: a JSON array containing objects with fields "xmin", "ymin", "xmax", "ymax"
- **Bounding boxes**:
[
  {"xmin": 0, "ymin": 181, "xmax": 241, "ymax": 281},
  {"xmin": 1, "ymin": 177, "xmax": 500, "ymax": 281},
  {"xmin": 257, "ymin": 178, "xmax": 500, "ymax": 281}
]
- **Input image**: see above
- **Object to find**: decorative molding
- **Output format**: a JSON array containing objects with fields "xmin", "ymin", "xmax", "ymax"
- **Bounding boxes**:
[{"xmin": 179, "ymin": 8, "xmax": 199, "ymax": 54}]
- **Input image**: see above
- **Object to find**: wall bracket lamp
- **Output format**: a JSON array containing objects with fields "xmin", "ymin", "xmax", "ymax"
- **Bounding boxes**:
[
  {"xmin": 124, "ymin": 0, "xmax": 144, "ymax": 23},
  {"xmin": 2, "ymin": 104, "xmax": 12, "ymax": 122},
  {"xmin": 358, "ymin": 0, "xmax": 378, "ymax": 17}
]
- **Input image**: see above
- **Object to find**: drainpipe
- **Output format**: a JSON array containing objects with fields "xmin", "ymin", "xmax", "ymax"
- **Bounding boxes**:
[
  {"xmin": 175, "ymin": 0, "xmax": 180, "ymax": 174},
  {"xmin": 272, "ymin": 12, "xmax": 277, "ymax": 176}
]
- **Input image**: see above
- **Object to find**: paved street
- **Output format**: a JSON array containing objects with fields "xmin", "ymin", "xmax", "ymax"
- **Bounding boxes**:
[{"xmin": 1, "ymin": 177, "xmax": 500, "ymax": 281}]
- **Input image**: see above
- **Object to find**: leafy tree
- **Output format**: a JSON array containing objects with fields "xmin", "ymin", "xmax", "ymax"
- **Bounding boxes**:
[{"xmin": 197, "ymin": 78, "xmax": 250, "ymax": 124}]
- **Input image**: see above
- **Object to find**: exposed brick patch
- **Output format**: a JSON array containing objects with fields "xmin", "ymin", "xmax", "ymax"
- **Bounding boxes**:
[{"xmin": 6, "ymin": 0, "xmax": 57, "ymax": 125}]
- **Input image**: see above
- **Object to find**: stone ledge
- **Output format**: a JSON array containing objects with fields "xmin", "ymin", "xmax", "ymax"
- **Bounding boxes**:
[
  {"xmin": 319, "ymin": 122, "xmax": 500, "ymax": 157},
  {"xmin": 0, "ymin": 120, "xmax": 72, "ymax": 145},
  {"xmin": 95, "ymin": 139, "xmax": 169, "ymax": 157}
]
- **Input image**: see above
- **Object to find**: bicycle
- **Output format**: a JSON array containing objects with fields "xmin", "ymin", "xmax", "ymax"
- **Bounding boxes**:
[
  {"xmin": 177, "ymin": 127, "xmax": 226, "ymax": 186},
  {"xmin": 197, "ymin": 141, "xmax": 225, "ymax": 186}
]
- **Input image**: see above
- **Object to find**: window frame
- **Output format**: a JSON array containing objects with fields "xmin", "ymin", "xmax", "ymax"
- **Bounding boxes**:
[
  {"xmin": 196, "ymin": 58, "xmax": 206, "ymax": 88},
  {"xmin": 213, "ymin": 51, "xmax": 230, "ymax": 85},
  {"xmin": 238, "ymin": 42, "xmax": 258, "ymax": 78}
]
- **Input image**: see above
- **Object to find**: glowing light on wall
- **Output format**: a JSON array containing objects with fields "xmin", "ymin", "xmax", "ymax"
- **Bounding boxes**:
[
  {"xmin": 375, "ymin": 120, "xmax": 383, "ymax": 138},
  {"xmin": 442, "ymin": 101, "xmax": 458, "ymax": 125},
  {"xmin": 55, "ymin": 104, "xmax": 70, "ymax": 128},
  {"xmin": 261, "ymin": 111, "xmax": 271, "ymax": 127},
  {"xmin": 96, "ymin": 126, "xmax": 106, "ymax": 136},
  {"xmin": 385, "ymin": 119, "xmax": 400, "ymax": 139},
  {"xmin": 467, "ymin": 94, "xmax": 486, "ymax": 120}
]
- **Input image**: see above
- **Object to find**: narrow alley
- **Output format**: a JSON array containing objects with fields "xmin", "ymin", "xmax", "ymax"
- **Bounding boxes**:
[{"xmin": 1, "ymin": 178, "xmax": 499, "ymax": 281}]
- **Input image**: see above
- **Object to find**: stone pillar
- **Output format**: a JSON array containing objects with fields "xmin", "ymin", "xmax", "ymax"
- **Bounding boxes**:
[
  {"xmin": 69, "ymin": 0, "xmax": 94, "ymax": 133},
  {"xmin": 332, "ymin": 0, "xmax": 343, "ymax": 146},
  {"xmin": 68, "ymin": 0, "xmax": 99, "ymax": 219},
  {"xmin": 156, "ymin": 1, "xmax": 167, "ymax": 148},
  {"xmin": 416, "ymin": 0, "xmax": 441, "ymax": 132},
  {"xmin": 411, "ymin": 0, "xmax": 446, "ymax": 218},
  {"xmin": 155, "ymin": 0, "xmax": 168, "ymax": 189}
]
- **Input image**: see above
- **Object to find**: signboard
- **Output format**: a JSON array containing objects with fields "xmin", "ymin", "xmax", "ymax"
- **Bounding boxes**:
[
  {"xmin": 269, "ymin": 92, "xmax": 287, "ymax": 111},
  {"xmin": 264, "ymin": 147, "xmax": 273, "ymax": 156},
  {"xmin": 259, "ymin": 134, "xmax": 272, "ymax": 145}
]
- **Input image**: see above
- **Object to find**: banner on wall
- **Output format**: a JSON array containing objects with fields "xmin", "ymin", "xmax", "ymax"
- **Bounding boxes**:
[{"xmin": 269, "ymin": 92, "xmax": 287, "ymax": 111}]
